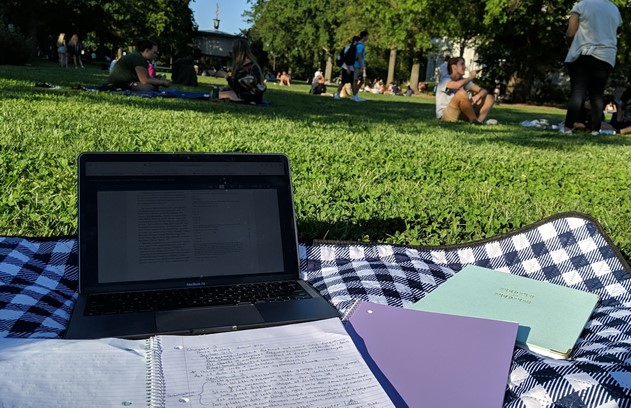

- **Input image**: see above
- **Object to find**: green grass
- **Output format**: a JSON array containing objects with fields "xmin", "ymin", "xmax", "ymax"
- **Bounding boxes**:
[{"xmin": 1, "ymin": 61, "xmax": 630, "ymax": 262}]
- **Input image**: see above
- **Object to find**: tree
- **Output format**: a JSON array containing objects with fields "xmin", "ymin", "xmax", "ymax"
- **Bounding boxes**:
[
  {"xmin": 473, "ymin": 0, "xmax": 575, "ymax": 102},
  {"xmin": 347, "ymin": 0, "xmax": 435, "ymax": 89},
  {"xmin": 248, "ymin": 0, "xmax": 345, "ymax": 80},
  {"xmin": 2, "ymin": 0, "xmax": 195, "ymax": 61}
]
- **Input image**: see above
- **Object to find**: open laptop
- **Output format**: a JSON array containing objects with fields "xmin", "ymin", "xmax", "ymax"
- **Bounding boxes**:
[{"xmin": 65, "ymin": 152, "xmax": 340, "ymax": 339}]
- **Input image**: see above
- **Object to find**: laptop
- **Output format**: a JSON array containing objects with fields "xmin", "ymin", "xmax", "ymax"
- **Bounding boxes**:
[{"xmin": 65, "ymin": 152, "xmax": 340, "ymax": 339}]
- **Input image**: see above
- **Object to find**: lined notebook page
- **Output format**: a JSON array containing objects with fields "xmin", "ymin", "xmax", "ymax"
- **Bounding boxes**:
[
  {"xmin": 156, "ymin": 318, "xmax": 394, "ymax": 407},
  {"xmin": 0, "ymin": 337, "xmax": 147, "ymax": 408}
]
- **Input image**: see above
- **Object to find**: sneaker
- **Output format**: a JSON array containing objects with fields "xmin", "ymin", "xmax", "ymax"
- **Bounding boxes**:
[
  {"xmin": 485, "ymin": 119, "xmax": 498, "ymax": 125},
  {"xmin": 559, "ymin": 127, "xmax": 573, "ymax": 135},
  {"xmin": 34, "ymin": 82, "xmax": 59, "ymax": 89},
  {"xmin": 334, "ymin": 93, "xmax": 340, "ymax": 100},
  {"xmin": 351, "ymin": 95, "xmax": 366, "ymax": 102}
]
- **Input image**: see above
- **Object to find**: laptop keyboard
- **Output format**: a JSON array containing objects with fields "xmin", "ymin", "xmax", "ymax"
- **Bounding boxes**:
[{"xmin": 85, "ymin": 281, "xmax": 312, "ymax": 316}]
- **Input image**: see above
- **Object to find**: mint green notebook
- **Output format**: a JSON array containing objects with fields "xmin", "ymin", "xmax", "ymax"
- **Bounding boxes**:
[{"xmin": 411, "ymin": 265, "xmax": 599, "ymax": 359}]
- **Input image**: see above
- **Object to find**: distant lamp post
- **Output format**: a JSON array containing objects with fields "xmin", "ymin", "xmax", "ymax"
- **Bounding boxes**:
[{"xmin": 213, "ymin": 3, "xmax": 220, "ymax": 31}]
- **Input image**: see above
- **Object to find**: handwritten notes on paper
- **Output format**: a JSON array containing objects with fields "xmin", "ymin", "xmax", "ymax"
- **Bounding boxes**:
[{"xmin": 159, "ymin": 318, "xmax": 394, "ymax": 407}]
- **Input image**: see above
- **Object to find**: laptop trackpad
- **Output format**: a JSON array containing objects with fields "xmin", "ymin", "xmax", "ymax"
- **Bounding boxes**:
[{"xmin": 156, "ymin": 305, "xmax": 265, "ymax": 333}]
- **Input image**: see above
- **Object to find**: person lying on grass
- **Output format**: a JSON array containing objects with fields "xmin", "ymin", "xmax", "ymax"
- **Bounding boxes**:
[
  {"xmin": 107, "ymin": 40, "xmax": 170, "ymax": 91},
  {"xmin": 208, "ymin": 38, "xmax": 266, "ymax": 104},
  {"xmin": 435, "ymin": 57, "xmax": 494, "ymax": 124}
]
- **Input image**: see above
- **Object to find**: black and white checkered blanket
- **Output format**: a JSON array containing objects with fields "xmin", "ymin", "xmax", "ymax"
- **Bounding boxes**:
[{"xmin": 1, "ymin": 213, "xmax": 630, "ymax": 407}]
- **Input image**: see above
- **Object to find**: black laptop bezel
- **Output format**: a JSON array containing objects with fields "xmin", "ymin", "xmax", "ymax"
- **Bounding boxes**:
[{"xmin": 77, "ymin": 152, "xmax": 301, "ymax": 294}]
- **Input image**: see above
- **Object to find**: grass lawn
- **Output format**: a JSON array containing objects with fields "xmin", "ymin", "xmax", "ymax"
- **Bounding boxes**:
[{"xmin": 1, "ymin": 61, "xmax": 630, "ymax": 261}]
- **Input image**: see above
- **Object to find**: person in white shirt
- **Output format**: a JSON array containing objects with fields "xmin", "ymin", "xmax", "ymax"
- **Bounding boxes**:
[
  {"xmin": 562, "ymin": 0, "xmax": 622, "ymax": 134},
  {"xmin": 313, "ymin": 68, "xmax": 322, "ymax": 83},
  {"xmin": 435, "ymin": 57, "xmax": 494, "ymax": 123}
]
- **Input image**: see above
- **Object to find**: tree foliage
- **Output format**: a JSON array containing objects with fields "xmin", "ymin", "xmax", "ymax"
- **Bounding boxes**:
[
  {"xmin": 474, "ymin": 0, "xmax": 576, "ymax": 101},
  {"xmin": 0, "ymin": 0, "xmax": 195, "ymax": 60},
  {"xmin": 247, "ymin": 0, "xmax": 345, "ymax": 76},
  {"xmin": 248, "ymin": 0, "xmax": 443, "ymax": 82},
  {"xmin": 3, "ymin": 0, "xmax": 631, "ymax": 101},
  {"xmin": 249, "ymin": 0, "xmax": 631, "ymax": 101}
]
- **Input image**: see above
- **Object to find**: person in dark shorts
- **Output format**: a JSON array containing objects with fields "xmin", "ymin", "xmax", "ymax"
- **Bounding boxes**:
[{"xmin": 334, "ymin": 36, "xmax": 359, "ymax": 100}]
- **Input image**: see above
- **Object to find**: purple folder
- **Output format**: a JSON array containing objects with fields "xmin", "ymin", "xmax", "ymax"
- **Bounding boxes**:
[{"xmin": 342, "ymin": 301, "xmax": 518, "ymax": 408}]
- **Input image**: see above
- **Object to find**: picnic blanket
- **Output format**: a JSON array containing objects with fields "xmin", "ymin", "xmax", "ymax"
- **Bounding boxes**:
[
  {"xmin": 1, "ymin": 212, "xmax": 630, "ymax": 407},
  {"xmin": 83, "ymin": 86, "xmax": 213, "ymax": 100}
]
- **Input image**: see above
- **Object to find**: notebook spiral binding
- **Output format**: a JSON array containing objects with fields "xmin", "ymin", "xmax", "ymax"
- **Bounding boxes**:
[{"xmin": 146, "ymin": 337, "xmax": 166, "ymax": 408}]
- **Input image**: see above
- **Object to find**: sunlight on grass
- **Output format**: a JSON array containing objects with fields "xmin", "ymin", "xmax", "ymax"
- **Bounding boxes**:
[{"xmin": 1, "ymin": 62, "xmax": 630, "ymax": 261}]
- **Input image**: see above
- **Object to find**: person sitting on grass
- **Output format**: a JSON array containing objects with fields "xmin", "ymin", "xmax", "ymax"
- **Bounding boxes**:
[
  {"xmin": 309, "ymin": 74, "xmax": 333, "ymax": 96},
  {"xmin": 209, "ymin": 38, "xmax": 266, "ymax": 104},
  {"xmin": 107, "ymin": 40, "xmax": 170, "ymax": 91},
  {"xmin": 279, "ymin": 71, "xmax": 291, "ymax": 86},
  {"xmin": 573, "ymin": 97, "xmax": 616, "ymax": 133},
  {"xmin": 609, "ymin": 88, "xmax": 631, "ymax": 134},
  {"xmin": 435, "ymin": 57, "xmax": 494, "ymax": 124}
]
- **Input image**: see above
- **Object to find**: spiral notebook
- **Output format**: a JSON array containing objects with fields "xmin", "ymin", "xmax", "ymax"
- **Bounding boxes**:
[
  {"xmin": 342, "ymin": 301, "xmax": 519, "ymax": 408},
  {"xmin": 0, "ymin": 318, "xmax": 394, "ymax": 408},
  {"xmin": 151, "ymin": 318, "xmax": 394, "ymax": 407}
]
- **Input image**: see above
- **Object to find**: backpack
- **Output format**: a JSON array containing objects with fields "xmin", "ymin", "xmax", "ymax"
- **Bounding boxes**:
[{"xmin": 335, "ymin": 43, "xmax": 357, "ymax": 67}]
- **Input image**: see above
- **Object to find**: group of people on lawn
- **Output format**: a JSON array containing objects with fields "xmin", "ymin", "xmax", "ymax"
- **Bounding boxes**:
[
  {"xmin": 107, "ymin": 0, "xmax": 626, "ymax": 132},
  {"xmin": 435, "ymin": 0, "xmax": 624, "ymax": 134},
  {"xmin": 107, "ymin": 38, "xmax": 266, "ymax": 104}
]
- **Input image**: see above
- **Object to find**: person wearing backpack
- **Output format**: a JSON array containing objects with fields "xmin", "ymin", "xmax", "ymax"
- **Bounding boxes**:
[
  {"xmin": 334, "ymin": 36, "xmax": 359, "ymax": 100},
  {"xmin": 351, "ymin": 30, "xmax": 369, "ymax": 102}
]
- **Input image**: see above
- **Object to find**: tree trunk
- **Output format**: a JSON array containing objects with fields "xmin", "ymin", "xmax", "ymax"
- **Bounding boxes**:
[
  {"xmin": 325, "ymin": 55, "xmax": 333, "ymax": 83},
  {"xmin": 387, "ymin": 47, "xmax": 397, "ymax": 85},
  {"xmin": 506, "ymin": 69, "xmax": 535, "ymax": 103},
  {"xmin": 24, "ymin": 10, "xmax": 38, "ymax": 44},
  {"xmin": 409, "ymin": 54, "xmax": 421, "ymax": 93},
  {"xmin": 458, "ymin": 39, "xmax": 467, "ymax": 57}
]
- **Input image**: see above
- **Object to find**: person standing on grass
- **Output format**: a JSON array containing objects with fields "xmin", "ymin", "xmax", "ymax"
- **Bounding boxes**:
[
  {"xmin": 67, "ymin": 34, "xmax": 84, "ymax": 69},
  {"xmin": 57, "ymin": 33, "xmax": 68, "ymax": 68},
  {"xmin": 351, "ymin": 30, "xmax": 369, "ymax": 102},
  {"xmin": 561, "ymin": 0, "xmax": 622, "ymax": 135},
  {"xmin": 334, "ymin": 36, "xmax": 359, "ymax": 100},
  {"xmin": 435, "ymin": 57, "xmax": 494, "ymax": 123},
  {"xmin": 107, "ymin": 40, "xmax": 170, "ymax": 91}
]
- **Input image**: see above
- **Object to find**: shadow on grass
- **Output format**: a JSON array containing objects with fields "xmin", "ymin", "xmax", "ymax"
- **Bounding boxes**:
[
  {"xmin": 452, "ymin": 123, "xmax": 631, "ymax": 149},
  {"xmin": 297, "ymin": 217, "xmax": 408, "ymax": 244},
  {"xmin": 0, "ymin": 62, "xmax": 435, "ymax": 125},
  {"xmin": 3, "ymin": 62, "xmax": 631, "ymax": 149},
  {"xmin": 298, "ymin": 216, "xmax": 631, "ymax": 264},
  {"xmin": 1, "ymin": 83, "xmax": 437, "ymax": 124}
]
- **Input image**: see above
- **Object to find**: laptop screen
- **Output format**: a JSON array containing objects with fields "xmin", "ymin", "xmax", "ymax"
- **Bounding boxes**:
[{"xmin": 78, "ymin": 153, "xmax": 300, "ymax": 293}]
